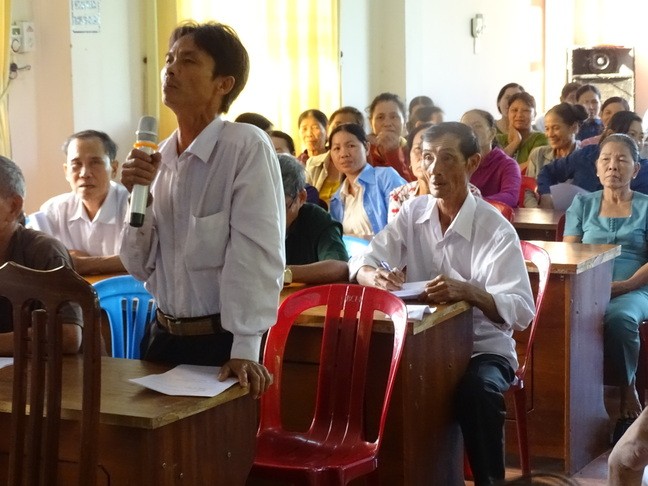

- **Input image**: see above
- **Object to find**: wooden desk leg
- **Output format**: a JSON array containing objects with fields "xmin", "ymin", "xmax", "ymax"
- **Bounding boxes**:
[
  {"xmin": 371, "ymin": 310, "xmax": 473, "ymax": 485},
  {"xmin": 507, "ymin": 264, "xmax": 611, "ymax": 474}
]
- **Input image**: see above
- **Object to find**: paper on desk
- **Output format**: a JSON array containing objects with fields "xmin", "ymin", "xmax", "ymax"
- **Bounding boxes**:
[
  {"xmin": 129, "ymin": 364, "xmax": 238, "ymax": 397},
  {"xmin": 390, "ymin": 281, "xmax": 428, "ymax": 299},
  {"xmin": 549, "ymin": 183, "xmax": 589, "ymax": 211},
  {"xmin": 0, "ymin": 358, "xmax": 13, "ymax": 369},
  {"xmin": 406, "ymin": 305, "xmax": 436, "ymax": 321}
]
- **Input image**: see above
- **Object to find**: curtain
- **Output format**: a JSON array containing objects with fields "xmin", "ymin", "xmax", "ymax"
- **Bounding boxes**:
[
  {"xmin": 0, "ymin": 0, "xmax": 12, "ymax": 157},
  {"xmin": 155, "ymin": 0, "xmax": 339, "ymax": 144}
]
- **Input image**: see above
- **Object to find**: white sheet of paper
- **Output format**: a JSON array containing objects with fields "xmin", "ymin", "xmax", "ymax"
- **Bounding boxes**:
[
  {"xmin": 390, "ymin": 281, "xmax": 428, "ymax": 299},
  {"xmin": 129, "ymin": 364, "xmax": 238, "ymax": 397},
  {"xmin": 406, "ymin": 305, "xmax": 436, "ymax": 321},
  {"xmin": 549, "ymin": 183, "xmax": 589, "ymax": 211},
  {"xmin": 0, "ymin": 358, "xmax": 13, "ymax": 369}
]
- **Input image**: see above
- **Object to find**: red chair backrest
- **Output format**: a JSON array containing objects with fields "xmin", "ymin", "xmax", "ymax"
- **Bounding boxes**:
[
  {"xmin": 517, "ymin": 241, "xmax": 551, "ymax": 381},
  {"xmin": 519, "ymin": 176, "xmax": 538, "ymax": 208},
  {"xmin": 487, "ymin": 199, "xmax": 515, "ymax": 222},
  {"xmin": 260, "ymin": 284, "xmax": 408, "ymax": 449}
]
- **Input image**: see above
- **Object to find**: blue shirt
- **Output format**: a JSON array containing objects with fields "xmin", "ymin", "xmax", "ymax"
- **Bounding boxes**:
[
  {"xmin": 536, "ymin": 144, "xmax": 648, "ymax": 195},
  {"xmin": 576, "ymin": 118, "xmax": 604, "ymax": 141},
  {"xmin": 329, "ymin": 164, "xmax": 406, "ymax": 234},
  {"xmin": 565, "ymin": 191, "xmax": 648, "ymax": 282}
]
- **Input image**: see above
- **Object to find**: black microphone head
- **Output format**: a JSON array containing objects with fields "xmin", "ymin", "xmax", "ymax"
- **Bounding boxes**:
[{"xmin": 136, "ymin": 116, "xmax": 158, "ymax": 143}]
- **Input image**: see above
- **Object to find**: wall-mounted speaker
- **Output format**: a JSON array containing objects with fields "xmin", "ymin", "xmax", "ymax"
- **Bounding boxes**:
[{"xmin": 568, "ymin": 46, "xmax": 635, "ymax": 110}]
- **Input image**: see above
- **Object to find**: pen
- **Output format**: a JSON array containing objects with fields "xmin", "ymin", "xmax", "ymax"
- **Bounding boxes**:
[{"xmin": 380, "ymin": 261, "xmax": 396, "ymax": 272}]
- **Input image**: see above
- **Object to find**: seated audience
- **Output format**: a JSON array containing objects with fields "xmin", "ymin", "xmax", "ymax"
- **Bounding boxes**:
[
  {"xmin": 564, "ymin": 134, "xmax": 648, "ymax": 421},
  {"xmin": 581, "ymin": 96, "xmax": 631, "ymax": 147},
  {"xmin": 406, "ymin": 95, "xmax": 434, "ymax": 133},
  {"xmin": 525, "ymin": 103, "xmax": 587, "ymax": 207},
  {"xmin": 329, "ymin": 123, "xmax": 405, "ymax": 237},
  {"xmin": 495, "ymin": 82, "xmax": 525, "ymax": 134},
  {"xmin": 410, "ymin": 105, "xmax": 444, "ymax": 127},
  {"xmin": 367, "ymin": 92, "xmax": 415, "ymax": 181},
  {"xmin": 608, "ymin": 406, "xmax": 648, "ymax": 486},
  {"xmin": 328, "ymin": 105, "xmax": 365, "ymax": 132},
  {"xmin": 297, "ymin": 109, "xmax": 328, "ymax": 164},
  {"xmin": 534, "ymin": 81, "xmax": 582, "ymax": 132},
  {"xmin": 462, "ymin": 109, "xmax": 521, "ymax": 207},
  {"xmin": 575, "ymin": 84, "xmax": 604, "ymax": 141},
  {"xmin": 350, "ymin": 122, "xmax": 534, "ymax": 485},
  {"xmin": 496, "ymin": 92, "xmax": 548, "ymax": 168},
  {"xmin": 305, "ymin": 106, "xmax": 365, "ymax": 205},
  {"xmin": 234, "ymin": 112, "xmax": 274, "ymax": 132},
  {"xmin": 0, "ymin": 156, "xmax": 82, "ymax": 355},
  {"xmin": 37, "ymin": 130, "xmax": 128, "ymax": 275},
  {"xmin": 278, "ymin": 154, "xmax": 349, "ymax": 284},
  {"xmin": 537, "ymin": 111, "xmax": 647, "ymax": 208},
  {"xmin": 270, "ymin": 130, "xmax": 295, "ymax": 155}
]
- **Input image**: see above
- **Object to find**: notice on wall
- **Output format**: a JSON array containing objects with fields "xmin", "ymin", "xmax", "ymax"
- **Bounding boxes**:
[{"xmin": 71, "ymin": 0, "xmax": 101, "ymax": 34}]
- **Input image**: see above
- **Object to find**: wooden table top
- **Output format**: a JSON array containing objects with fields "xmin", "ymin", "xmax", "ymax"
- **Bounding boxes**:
[
  {"xmin": 0, "ymin": 356, "xmax": 248, "ymax": 430},
  {"xmin": 524, "ymin": 241, "xmax": 620, "ymax": 275},
  {"xmin": 280, "ymin": 284, "xmax": 471, "ymax": 336},
  {"xmin": 513, "ymin": 208, "xmax": 564, "ymax": 229},
  {"xmin": 83, "ymin": 272, "xmax": 128, "ymax": 285}
]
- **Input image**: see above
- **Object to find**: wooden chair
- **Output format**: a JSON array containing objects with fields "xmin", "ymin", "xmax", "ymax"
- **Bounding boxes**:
[
  {"xmin": 0, "ymin": 262, "xmax": 102, "ymax": 486},
  {"xmin": 509, "ymin": 241, "xmax": 551, "ymax": 474},
  {"xmin": 250, "ymin": 284, "xmax": 408, "ymax": 485}
]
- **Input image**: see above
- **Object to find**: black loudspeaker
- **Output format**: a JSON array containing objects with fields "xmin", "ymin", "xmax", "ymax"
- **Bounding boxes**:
[{"xmin": 569, "ymin": 46, "xmax": 635, "ymax": 110}]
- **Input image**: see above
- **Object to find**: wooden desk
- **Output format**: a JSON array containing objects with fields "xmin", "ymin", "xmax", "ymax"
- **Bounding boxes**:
[
  {"xmin": 513, "ymin": 208, "xmax": 564, "ymax": 241},
  {"xmin": 261, "ymin": 296, "xmax": 474, "ymax": 486},
  {"xmin": 0, "ymin": 357, "xmax": 256, "ymax": 485},
  {"xmin": 83, "ymin": 272, "xmax": 127, "ymax": 285},
  {"xmin": 505, "ymin": 241, "xmax": 620, "ymax": 474}
]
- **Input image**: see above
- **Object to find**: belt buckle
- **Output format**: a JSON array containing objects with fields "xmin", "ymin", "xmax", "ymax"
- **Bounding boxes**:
[{"xmin": 166, "ymin": 314, "xmax": 185, "ymax": 335}]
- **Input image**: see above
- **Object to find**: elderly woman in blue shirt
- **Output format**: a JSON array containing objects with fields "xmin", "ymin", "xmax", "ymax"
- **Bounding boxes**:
[
  {"xmin": 564, "ymin": 134, "xmax": 648, "ymax": 421},
  {"xmin": 329, "ymin": 123, "xmax": 406, "ymax": 238}
]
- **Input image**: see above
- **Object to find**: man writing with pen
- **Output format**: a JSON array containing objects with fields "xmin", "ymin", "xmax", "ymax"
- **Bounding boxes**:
[{"xmin": 349, "ymin": 122, "xmax": 535, "ymax": 486}]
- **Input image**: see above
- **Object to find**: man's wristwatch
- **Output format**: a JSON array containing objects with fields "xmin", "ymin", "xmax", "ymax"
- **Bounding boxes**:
[{"xmin": 283, "ymin": 267, "xmax": 293, "ymax": 285}]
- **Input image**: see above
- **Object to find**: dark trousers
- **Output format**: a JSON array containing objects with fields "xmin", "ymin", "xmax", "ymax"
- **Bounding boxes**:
[
  {"xmin": 455, "ymin": 353, "xmax": 515, "ymax": 486},
  {"xmin": 140, "ymin": 320, "xmax": 233, "ymax": 366}
]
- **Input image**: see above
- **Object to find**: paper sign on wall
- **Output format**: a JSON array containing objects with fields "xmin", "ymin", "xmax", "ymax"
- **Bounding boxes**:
[{"xmin": 71, "ymin": 0, "xmax": 101, "ymax": 34}]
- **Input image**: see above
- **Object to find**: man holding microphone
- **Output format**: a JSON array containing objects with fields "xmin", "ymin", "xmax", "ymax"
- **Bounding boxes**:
[{"xmin": 120, "ymin": 21, "xmax": 284, "ymax": 399}]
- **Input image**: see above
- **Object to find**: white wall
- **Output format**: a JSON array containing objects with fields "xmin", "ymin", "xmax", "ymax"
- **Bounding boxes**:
[
  {"xmin": 8, "ymin": 0, "xmax": 647, "ymax": 213},
  {"xmin": 9, "ymin": 0, "xmax": 143, "ymax": 213}
]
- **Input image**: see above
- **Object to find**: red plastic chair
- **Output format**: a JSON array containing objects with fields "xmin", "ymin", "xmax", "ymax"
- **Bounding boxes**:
[
  {"xmin": 250, "ymin": 284, "xmax": 408, "ymax": 485},
  {"xmin": 487, "ymin": 199, "xmax": 515, "ymax": 222},
  {"xmin": 509, "ymin": 241, "xmax": 551, "ymax": 474},
  {"xmin": 519, "ymin": 176, "xmax": 539, "ymax": 208}
]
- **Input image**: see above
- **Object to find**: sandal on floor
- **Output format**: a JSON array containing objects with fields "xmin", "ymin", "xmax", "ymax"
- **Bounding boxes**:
[{"xmin": 612, "ymin": 417, "xmax": 636, "ymax": 445}]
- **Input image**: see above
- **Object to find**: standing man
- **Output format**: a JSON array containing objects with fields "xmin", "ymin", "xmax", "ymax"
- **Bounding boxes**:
[
  {"xmin": 350, "ymin": 122, "xmax": 535, "ymax": 485},
  {"xmin": 37, "ymin": 130, "xmax": 128, "ymax": 275},
  {"xmin": 120, "ymin": 22, "xmax": 284, "ymax": 399}
]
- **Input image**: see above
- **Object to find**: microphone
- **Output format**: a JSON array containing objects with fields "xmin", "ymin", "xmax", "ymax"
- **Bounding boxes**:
[{"xmin": 130, "ymin": 116, "xmax": 158, "ymax": 227}]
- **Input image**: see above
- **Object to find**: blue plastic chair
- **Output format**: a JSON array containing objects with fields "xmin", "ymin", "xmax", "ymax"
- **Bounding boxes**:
[
  {"xmin": 342, "ymin": 235, "xmax": 370, "ymax": 259},
  {"xmin": 93, "ymin": 275, "xmax": 156, "ymax": 359}
]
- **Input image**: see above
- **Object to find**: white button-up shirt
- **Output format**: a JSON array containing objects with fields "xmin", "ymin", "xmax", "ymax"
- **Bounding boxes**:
[
  {"xmin": 349, "ymin": 193, "xmax": 535, "ymax": 370},
  {"xmin": 38, "ymin": 180, "xmax": 129, "ymax": 255},
  {"xmin": 120, "ymin": 117, "xmax": 286, "ymax": 362}
]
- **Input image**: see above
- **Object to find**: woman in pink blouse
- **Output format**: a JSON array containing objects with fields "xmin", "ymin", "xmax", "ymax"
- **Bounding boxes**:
[{"xmin": 462, "ymin": 109, "xmax": 521, "ymax": 208}]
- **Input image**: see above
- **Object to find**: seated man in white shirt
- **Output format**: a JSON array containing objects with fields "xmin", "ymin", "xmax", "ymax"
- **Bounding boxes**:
[
  {"xmin": 350, "ymin": 122, "xmax": 535, "ymax": 486},
  {"xmin": 37, "ymin": 130, "xmax": 128, "ymax": 275}
]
